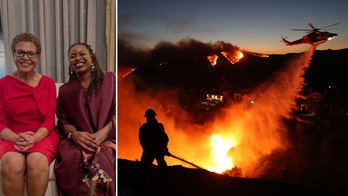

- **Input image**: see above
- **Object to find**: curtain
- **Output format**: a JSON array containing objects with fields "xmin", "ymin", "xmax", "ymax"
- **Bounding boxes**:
[
  {"xmin": 106, "ymin": 0, "xmax": 116, "ymax": 72},
  {"xmin": 0, "ymin": 0, "xmax": 115, "ymax": 83}
]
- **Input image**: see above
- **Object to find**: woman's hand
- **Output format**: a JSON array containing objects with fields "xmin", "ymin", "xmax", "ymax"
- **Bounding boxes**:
[
  {"xmin": 70, "ymin": 131, "xmax": 99, "ymax": 153},
  {"xmin": 14, "ymin": 131, "xmax": 36, "ymax": 151}
]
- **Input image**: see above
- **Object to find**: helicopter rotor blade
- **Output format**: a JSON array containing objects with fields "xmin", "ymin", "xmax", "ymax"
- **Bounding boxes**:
[
  {"xmin": 289, "ymin": 28, "xmax": 312, "ymax": 31},
  {"xmin": 307, "ymin": 22, "xmax": 316, "ymax": 30},
  {"xmin": 318, "ymin": 22, "xmax": 341, "ymax": 30},
  {"xmin": 289, "ymin": 22, "xmax": 341, "ymax": 33}
]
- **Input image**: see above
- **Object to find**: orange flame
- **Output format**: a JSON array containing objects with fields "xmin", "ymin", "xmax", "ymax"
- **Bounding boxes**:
[
  {"xmin": 221, "ymin": 50, "xmax": 243, "ymax": 64},
  {"xmin": 207, "ymin": 54, "xmax": 218, "ymax": 66},
  {"xmin": 207, "ymin": 134, "xmax": 235, "ymax": 173},
  {"xmin": 118, "ymin": 66, "xmax": 136, "ymax": 81}
]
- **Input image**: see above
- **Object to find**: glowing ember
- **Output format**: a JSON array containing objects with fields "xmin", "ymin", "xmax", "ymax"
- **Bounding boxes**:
[
  {"xmin": 207, "ymin": 135, "xmax": 235, "ymax": 173},
  {"xmin": 118, "ymin": 67, "xmax": 136, "ymax": 81}
]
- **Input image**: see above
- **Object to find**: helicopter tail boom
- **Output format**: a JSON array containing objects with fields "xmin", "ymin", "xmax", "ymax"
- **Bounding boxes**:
[{"xmin": 281, "ymin": 36, "xmax": 291, "ymax": 46}]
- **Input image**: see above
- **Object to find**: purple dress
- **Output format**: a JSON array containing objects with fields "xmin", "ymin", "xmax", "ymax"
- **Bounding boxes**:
[{"xmin": 54, "ymin": 72, "xmax": 116, "ymax": 196}]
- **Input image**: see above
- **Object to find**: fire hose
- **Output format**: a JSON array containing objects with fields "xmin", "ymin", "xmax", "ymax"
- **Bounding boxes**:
[{"xmin": 166, "ymin": 151, "xmax": 206, "ymax": 170}]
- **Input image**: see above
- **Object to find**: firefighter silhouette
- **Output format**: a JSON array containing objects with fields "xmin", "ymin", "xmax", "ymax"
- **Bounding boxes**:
[
  {"xmin": 139, "ymin": 109, "xmax": 169, "ymax": 169},
  {"xmin": 134, "ymin": 109, "xmax": 169, "ymax": 196}
]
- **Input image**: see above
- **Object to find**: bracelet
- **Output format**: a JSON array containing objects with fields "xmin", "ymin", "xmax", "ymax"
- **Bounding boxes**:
[{"xmin": 67, "ymin": 130, "xmax": 77, "ymax": 139}]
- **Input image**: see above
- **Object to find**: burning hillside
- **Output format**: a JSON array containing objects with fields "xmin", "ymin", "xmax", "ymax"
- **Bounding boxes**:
[
  {"xmin": 118, "ymin": 39, "xmax": 348, "ymax": 194},
  {"xmin": 118, "ymin": 45, "xmax": 314, "ymax": 172}
]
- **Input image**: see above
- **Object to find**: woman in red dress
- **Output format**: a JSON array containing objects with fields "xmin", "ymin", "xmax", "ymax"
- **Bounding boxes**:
[
  {"xmin": 54, "ymin": 43, "xmax": 116, "ymax": 196},
  {"xmin": 0, "ymin": 32, "xmax": 59, "ymax": 195}
]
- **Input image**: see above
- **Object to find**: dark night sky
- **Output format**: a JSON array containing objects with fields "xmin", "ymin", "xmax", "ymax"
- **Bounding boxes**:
[{"xmin": 118, "ymin": 0, "xmax": 348, "ymax": 54}]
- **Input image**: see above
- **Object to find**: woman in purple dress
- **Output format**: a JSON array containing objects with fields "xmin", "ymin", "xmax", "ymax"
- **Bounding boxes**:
[{"xmin": 54, "ymin": 43, "xmax": 116, "ymax": 196}]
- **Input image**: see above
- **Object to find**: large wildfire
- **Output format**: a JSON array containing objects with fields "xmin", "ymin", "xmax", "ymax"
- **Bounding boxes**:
[{"xmin": 118, "ymin": 40, "xmax": 316, "ymax": 179}]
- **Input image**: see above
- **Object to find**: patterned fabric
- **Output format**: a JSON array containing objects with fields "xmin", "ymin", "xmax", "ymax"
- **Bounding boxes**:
[{"xmin": 82, "ymin": 141, "xmax": 115, "ymax": 196}]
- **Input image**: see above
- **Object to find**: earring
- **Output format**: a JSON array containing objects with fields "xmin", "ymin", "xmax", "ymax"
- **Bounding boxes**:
[
  {"xmin": 91, "ymin": 64, "xmax": 96, "ymax": 72},
  {"xmin": 69, "ymin": 67, "xmax": 74, "ymax": 75}
]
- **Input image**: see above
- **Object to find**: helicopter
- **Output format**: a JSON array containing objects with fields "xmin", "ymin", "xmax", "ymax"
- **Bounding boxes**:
[{"xmin": 282, "ymin": 22, "xmax": 340, "ymax": 46}]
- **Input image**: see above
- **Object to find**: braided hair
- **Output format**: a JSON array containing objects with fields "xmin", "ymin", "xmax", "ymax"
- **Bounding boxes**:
[{"xmin": 68, "ymin": 43, "xmax": 104, "ymax": 101}]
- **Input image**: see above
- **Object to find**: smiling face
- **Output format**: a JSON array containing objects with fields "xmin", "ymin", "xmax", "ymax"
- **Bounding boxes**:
[
  {"xmin": 13, "ymin": 41, "xmax": 39, "ymax": 73},
  {"xmin": 68, "ymin": 44, "xmax": 93, "ymax": 76}
]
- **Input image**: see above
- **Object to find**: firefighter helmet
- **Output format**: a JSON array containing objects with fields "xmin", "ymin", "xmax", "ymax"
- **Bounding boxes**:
[{"xmin": 144, "ymin": 109, "xmax": 157, "ymax": 117}]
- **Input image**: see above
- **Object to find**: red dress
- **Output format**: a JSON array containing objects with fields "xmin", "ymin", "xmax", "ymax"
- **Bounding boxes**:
[{"xmin": 0, "ymin": 75, "xmax": 59, "ymax": 164}]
